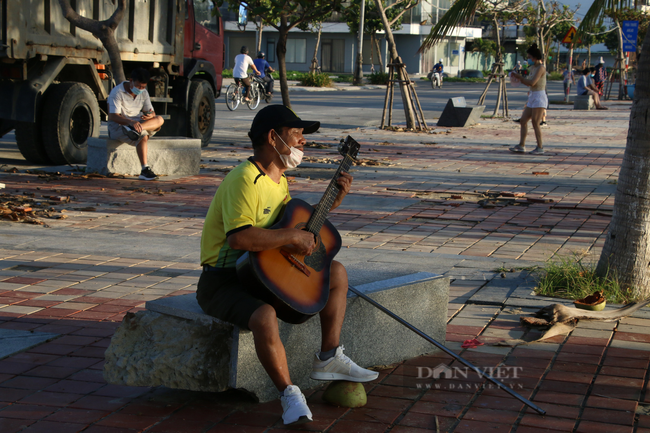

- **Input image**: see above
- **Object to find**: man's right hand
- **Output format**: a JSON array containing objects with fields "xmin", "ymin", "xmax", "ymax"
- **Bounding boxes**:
[
  {"xmin": 132, "ymin": 121, "xmax": 143, "ymax": 133},
  {"xmin": 290, "ymin": 229, "xmax": 316, "ymax": 256}
]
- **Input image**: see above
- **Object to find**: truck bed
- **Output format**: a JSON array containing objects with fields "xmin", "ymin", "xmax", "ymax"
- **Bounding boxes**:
[{"xmin": 1, "ymin": 0, "xmax": 183, "ymax": 65}]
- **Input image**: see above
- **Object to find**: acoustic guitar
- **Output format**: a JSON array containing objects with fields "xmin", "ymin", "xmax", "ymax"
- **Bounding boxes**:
[{"xmin": 236, "ymin": 136, "xmax": 360, "ymax": 324}]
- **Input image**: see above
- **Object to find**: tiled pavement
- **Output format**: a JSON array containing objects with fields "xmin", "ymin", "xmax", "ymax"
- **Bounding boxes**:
[{"xmin": 1, "ymin": 103, "xmax": 648, "ymax": 432}]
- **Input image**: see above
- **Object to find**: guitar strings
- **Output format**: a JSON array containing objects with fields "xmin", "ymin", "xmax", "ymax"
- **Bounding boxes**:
[{"xmin": 307, "ymin": 154, "xmax": 354, "ymax": 235}]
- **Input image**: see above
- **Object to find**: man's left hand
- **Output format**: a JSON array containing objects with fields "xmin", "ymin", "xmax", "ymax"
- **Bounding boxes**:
[
  {"xmin": 141, "ymin": 112, "xmax": 156, "ymax": 121},
  {"xmin": 331, "ymin": 171, "xmax": 353, "ymax": 211}
]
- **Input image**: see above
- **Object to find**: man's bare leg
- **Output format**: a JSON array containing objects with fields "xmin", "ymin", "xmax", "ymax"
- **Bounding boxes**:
[
  {"xmin": 248, "ymin": 304, "xmax": 292, "ymax": 391},
  {"xmin": 319, "ymin": 261, "xmax": 348, "ymax": 352},
  {"xmin": 136, "ymin": 135, "xmax": 148, "ymax": 166},
  {"xmin": 139, "ymin": 115, "xmax": 164, "ymax": 132}
]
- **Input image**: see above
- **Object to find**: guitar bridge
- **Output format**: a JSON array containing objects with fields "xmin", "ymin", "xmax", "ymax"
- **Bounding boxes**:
[{"xmin": 280, "ymin": 250, "xmax": 311, "ymax": 277}]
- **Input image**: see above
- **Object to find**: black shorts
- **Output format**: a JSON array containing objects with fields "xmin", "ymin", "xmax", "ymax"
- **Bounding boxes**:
[{"xmin": 196, "ymin": 268, "xmax": 267, "ymax": 330}]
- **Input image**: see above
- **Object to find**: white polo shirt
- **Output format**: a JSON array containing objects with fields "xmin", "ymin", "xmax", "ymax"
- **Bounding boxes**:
[{"xmin": 108, "ymin": 81, "xmax": 154, "ymax": 121}]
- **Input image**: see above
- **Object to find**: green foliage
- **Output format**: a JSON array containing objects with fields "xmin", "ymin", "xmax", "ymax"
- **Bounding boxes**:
[
  {"xmin": 471, "ymin": 38, "xmax": 496, "ymax": 70},
  {"xmin": 368, "ymin": 71, "xmax": 389, "ymax": 85},
  {"xmin": 533, "ymin": 254, "xmax": 632, "ymax": 304},
  {"xmin": 223, "ymin": 68, "xmax": 233, "ymax": 78},
  {"xmin": 331, "ymin": 75, "xmax": 354, "ymax": 83},
  {"xmin": 548, "ymin": 71, "xmax": 563, "ymax": 80},
  {"xmin": 602, "ymin": 9, "xmax": 648, "ymax": 55},
  {"xmin": 299, "ymin": 73, "xmax": 332, "ymax": 87},
  {"xmin": 342, "ymin": 0, "xmax": 415, "ymax": 35}
]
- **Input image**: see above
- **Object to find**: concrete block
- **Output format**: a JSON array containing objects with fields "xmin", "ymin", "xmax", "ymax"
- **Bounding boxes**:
[
  {"xmin": 103, "ymin": 272, "xmax": 449, "ymax": 402},
  {"xmin": 86, "ymin": 136, "xmax": 201, "ymax": 176},
  {"xmin": 437, "ymin": 97, "xmax": 485, "ymax": 127},
  {"xmin": 573, "ymin": 95, "xmax": 595, "ymax": 110}
]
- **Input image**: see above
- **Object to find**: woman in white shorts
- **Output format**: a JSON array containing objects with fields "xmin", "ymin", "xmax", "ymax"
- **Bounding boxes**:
[{"xmin": 509, "ymin": 44, "xmax": 547, "ymax": 155}]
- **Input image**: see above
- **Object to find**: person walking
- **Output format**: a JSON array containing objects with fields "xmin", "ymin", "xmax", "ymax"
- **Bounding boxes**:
[
  {"xmin": 594, "ymin": 57, "xmax": 607, "ymax": 96},
  {"xmin": 563, "ymin": 65, "xmax": 575, "ymax": 99},
  {"xmin": 508, "ymin": 44, "xmax": 547, "ymax": 155}
]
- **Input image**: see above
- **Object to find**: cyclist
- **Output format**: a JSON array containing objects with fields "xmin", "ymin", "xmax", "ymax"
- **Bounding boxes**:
[
  {"xmin": 432, "ymin": 59, "xmax": 444, "ymax": 87},
  {"xmin": 254, "ymin": 52, "xmax": 275, "ymax": 96},
  {"xmin": 233, "ymin": 46, "xmax": 261, "ymax": 102}
]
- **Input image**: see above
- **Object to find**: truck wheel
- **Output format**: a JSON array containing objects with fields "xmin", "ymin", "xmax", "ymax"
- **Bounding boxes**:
[
  {"xmin": 15, "ymin": 122, "xmax": 51, "ymax": 164},
  {"xmin": 42, "ymin": 83, "xmax": 100, "ymax": 165},
  {"xmin": 188, "ymin": 80, "xmax": 215, "ymax": 147}
]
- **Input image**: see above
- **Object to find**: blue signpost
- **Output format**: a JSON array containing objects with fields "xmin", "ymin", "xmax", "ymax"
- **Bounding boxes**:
[{"xmin": 622, "ymin": 20, "xmax": 639, "ymax": 52}]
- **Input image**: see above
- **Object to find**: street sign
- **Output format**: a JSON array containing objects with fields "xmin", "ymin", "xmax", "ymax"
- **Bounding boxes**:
[
  {"xmin": 622, "ymin": 20, "xmax": 639, "ymax": 52},
  {"xmin": 562, "ymin": 26, "xmax": 577, "ymax": 44}
]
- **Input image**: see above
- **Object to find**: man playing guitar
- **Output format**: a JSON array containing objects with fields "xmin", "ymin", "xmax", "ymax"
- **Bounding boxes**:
[{"xmin": 198, "ymin": 105, "xmax": 378, "ymax": 425}]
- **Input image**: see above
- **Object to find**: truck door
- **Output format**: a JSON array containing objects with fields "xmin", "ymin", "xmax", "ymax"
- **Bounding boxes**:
[{"xmin": 190, "ymin": 0, "xmax": 224, "ymax": 83}]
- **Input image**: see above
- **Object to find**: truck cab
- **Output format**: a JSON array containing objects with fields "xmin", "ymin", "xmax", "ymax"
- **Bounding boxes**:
[{"xmin": 0, "ymin": 0, "xmax": 223, "ymax": 165}]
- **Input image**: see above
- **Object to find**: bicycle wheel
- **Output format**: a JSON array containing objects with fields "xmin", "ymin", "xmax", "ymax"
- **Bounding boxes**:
[
  {"xmin": 431, "ymin": 76, "xmax": 436, "ymax": 89},
  {"xmin": 225, "ymin": 84, "xmax": 240, "ymax": 111},
  {"xmin": 247, "ymin": 84, "xmax": 261, "ymax": 110}
]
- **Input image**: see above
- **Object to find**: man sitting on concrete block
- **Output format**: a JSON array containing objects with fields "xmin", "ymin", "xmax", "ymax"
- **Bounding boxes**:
[
  {"xmin": 198, "ymin": 105, "xmax": 378, "ymax": 426},
  {"xmin": 107, "ymin": 68, "xmax": 165, "ymax": 180},
  {"xmin": 576, "ymin": 68, "xmax": 608, "ymax": 110}
]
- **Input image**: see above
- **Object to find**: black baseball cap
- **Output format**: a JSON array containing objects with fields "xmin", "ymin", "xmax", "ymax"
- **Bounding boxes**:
[{"xmin": 248, "ymin": 105, "xmax": 320, "ymax": 141}]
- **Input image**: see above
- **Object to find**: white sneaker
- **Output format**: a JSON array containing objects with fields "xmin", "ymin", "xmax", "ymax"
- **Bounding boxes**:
[
  {"xmin": 280, "ymin": 385, "xmax": 313, "ymax": 425},
  {"xmin": 310, "ymin": 346, "xmax": 379, "ymax": 382}
]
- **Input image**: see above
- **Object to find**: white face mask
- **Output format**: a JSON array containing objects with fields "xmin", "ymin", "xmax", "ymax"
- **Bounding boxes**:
[{"xmin": 272, "ymin": 130, "xmax": 303, "ymax": 169}]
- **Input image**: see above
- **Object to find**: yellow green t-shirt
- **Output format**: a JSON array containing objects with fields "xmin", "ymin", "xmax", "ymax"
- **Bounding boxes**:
[{"xmin": 200, "ymin": 158, "xmax": 291, "ymax": 268}]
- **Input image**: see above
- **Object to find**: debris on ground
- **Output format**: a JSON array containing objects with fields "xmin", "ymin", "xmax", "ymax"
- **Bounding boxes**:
[
  {"xmin": 493, "ymin": 299, "xmax": 650, "ymax": 347},
  {"xmin": 574, "ymin": 291, "xmax": 607, "ymax": 310},
  {"xmin": 0, "ymin": 192, "xmax": 71, "ymax": 226}
]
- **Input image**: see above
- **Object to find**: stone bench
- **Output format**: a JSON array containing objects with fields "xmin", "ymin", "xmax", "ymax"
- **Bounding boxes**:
[
  {"xmin": 573, "ymin": 94, "xmax": 595, "ymax": 110},
  {"xmin": 103, "ymin": 272, "xmax": 449, "ymax": 403},
  {"xmin": 86, "ymin": 136, "xmax": 201, "ymax": 176}
]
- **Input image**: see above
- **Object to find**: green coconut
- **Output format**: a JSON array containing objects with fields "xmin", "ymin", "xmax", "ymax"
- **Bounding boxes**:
[{"xmin": 322, "ymin": 381, "xmax": 367, "ymax": 408}]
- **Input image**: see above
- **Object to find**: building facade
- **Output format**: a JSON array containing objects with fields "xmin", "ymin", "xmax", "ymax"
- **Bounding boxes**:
[{"xmin": 220, "ymin": 1, "xmax": 482, "ymax": 77}]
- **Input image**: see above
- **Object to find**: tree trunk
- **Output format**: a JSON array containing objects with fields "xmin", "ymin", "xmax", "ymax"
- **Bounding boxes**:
[
  {"xmin": 310, "ymin": 24, "xmax": 322, "ymax": 74},
  {"xmin": 373, "ymin": 0, "xmax": 415, "ymax": 129},
  {"xmin": 588, "ymin": 45, "xmax": 591, "ymax": 67},
  {"xmin": 256, "ymin": 22, "xmax": 264, "ymax": 55},
  {"xmin": 277, "ymin": 15, "xmax": 291, "ymax": 108},
  {"xmin": 555, "ymin": 40, "xmax": 561, "ymax": 71},
  {"xmin": 370, "ymin": 32, "xmax": 375, "ymax": 71},
  {"xmin": 57, "ymin": 0, "xmax": 126, "ymax": 84},
  {"xmin": 596, "ymin": 30, "xmax": 650, "ymax": 299},
  {"xmin": 616, "ymin": 20, "xmax": 625, "ymax": 99},
  {"xmin": 374, "ymin": 34, "xmax": 384, "ymax": 71}
]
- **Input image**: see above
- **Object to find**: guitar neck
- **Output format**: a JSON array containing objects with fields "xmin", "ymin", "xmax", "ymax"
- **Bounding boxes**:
[{"xmin": 306, "ymin": 154, "xmax": 355, "ymax": 235}]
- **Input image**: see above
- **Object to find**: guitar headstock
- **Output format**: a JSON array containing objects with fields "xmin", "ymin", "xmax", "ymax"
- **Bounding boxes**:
[{"xmin": 338, "ymin": 136, "xmax": 360, "ymax": 160}]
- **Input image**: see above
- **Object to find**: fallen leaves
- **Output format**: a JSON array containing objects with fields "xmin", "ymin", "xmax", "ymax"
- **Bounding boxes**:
[{"xmin": 0, "ymin": 192, "xmax": 70, "ymax": 226}]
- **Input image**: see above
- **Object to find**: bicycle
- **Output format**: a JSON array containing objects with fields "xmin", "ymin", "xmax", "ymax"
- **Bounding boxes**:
[{"xmin": 225, "ymin": 74, "xmax": 261, "ymax": 111}]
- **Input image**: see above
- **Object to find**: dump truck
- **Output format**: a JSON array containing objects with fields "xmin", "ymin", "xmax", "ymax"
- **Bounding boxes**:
[{"xmin": 0, "ymin": 0, "xmax": 223, "ymax": 165}]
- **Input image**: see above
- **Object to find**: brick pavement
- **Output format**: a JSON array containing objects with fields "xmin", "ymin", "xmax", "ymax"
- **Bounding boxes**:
[{"xmin": 0, "ymin": 103, "xmax": 646, "ymax": 432}]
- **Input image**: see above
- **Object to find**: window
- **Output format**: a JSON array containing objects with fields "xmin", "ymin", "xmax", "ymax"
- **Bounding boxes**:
[
  {"xmin": 267, "ymin": 40, "xmax": 276, "ymax": 63},
  {"xmin": 286, "ymin": 39, "xmax": 306, "ymax": 63},
  {"xmin": 193, "ymin": 0, "xmax": 220, "ymax": 35}
]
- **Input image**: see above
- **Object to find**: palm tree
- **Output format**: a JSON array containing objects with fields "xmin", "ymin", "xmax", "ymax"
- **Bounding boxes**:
[
  {"xmin": 422, "ymin": 0, "xmax": 650, "ymax": 299},
  {"xmin": 471, "ymin": 38, "xmax": 496, "ymax": 71}
]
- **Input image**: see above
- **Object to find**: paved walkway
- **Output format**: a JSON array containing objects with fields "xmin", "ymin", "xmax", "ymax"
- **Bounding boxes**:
[{"xmin": 0, "ymin": 102, "xmax": 647, "ymax": 432}]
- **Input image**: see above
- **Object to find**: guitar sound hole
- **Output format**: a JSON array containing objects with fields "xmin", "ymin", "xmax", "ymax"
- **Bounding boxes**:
[
  {"xmin": 305, "ymin": 242, "xmax": 326, "ymax": 272},
  {"xmin": 294, "ymin": 222, "xmax": 326, "ymax": 272}
]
